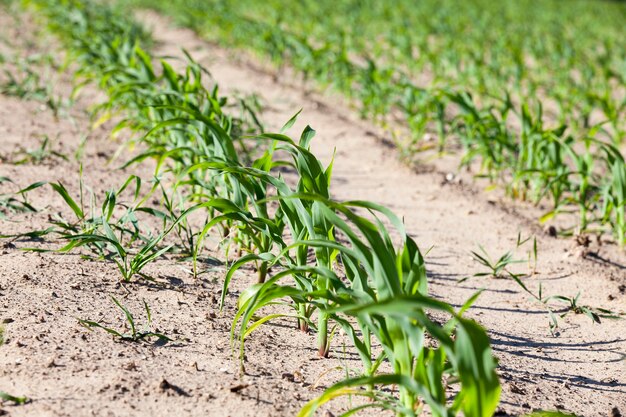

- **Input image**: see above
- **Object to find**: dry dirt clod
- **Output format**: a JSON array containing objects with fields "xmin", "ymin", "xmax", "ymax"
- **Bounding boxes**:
[
  {"xmin": 293, "ymin": 370, "xmax": 304, "ymax": 383},
  {"xmin": 123, "ymin": 362, "xmax": 138, "ymax": 371},
  {"xmin": 544, "ymin": 225, "xmax": 557, "ymax": 237},
  {"xmin": 229, "ymin": 383, "xmax": 249, "ymax": 393},
  {"xmin": 47, "ymin": 357, "xmax": 58, "ymax": 368},
  {"xmin": 509, "ymin": 384, "xmax": 526, "ymax": 395},
  {"xmin": 574, "ymin": 234, "xmax": 591, "ymax": 247},
  {"xmin": 159, "ymin": 379, "xmax": 191, "ymax": 397}
]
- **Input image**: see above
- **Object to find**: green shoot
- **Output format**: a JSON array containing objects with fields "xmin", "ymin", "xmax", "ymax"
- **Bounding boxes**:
[
  {"xmin": 11, "ymin": 135, "xmax": 68, "ymax": 165},
  {"xmin": 78, "ymin": 296, "xmax": 171, "ymax": 343},
  {"xmin": 0, "ymin": 391, "xmax": 29, "ymax": 405}
]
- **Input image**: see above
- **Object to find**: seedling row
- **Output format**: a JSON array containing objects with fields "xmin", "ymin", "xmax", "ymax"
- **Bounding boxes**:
[{"xmin": 127, "ymin": 0, "xmax": 626, "ymax": 246}]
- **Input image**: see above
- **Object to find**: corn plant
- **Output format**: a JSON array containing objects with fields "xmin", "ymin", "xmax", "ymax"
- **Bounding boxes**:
[
  {"xmin": 299, "ymin": 295, "xmax": 500, "ymax": 417},
  {"xmin": 32, "ymin": 175, "xmax": 186, "ymax": 282},
  {"xmin": 599, "ymin": 142, "xmax": 626, "ymax": 246},
  {"xmin": 193, "ymin": 121, "xmax": 340, "ymax": 355},
  {"xmin": 229, "ymin": 193, "xmax": 500, "ymax": 415}
]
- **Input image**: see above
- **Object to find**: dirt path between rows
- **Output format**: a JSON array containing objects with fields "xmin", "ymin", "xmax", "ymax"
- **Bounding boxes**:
[{"xmin": 0, "ymin": 8, "xmax": 624, "ymax": 417}]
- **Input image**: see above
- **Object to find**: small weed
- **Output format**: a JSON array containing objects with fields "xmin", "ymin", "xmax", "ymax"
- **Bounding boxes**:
[
  {"xmin": 11, "ymin": 135, "xmax": 68, "ymax": 165},
  {"xmin": 0, "ymin": 177, "xmax": 46, "ymax": 220},
  {"xmin": 509, "ymin": 275, "xmax": 620, "ymax": 334},
  {"xmin": 470, "ymin": 245, "xmax": 520, "ymax": 278},
  {"xmin": 1, "ymin": 53, "xmax": 68, "ymax": 116},
  {"xmin": 469, "ymin": 235, "xmax": 618, "ymax": 332},
  {"xmin": 0, "ymin": 391, "xmax": 29, "ymax": 405},
  {"xmin": 544, "ymin": 292, "xmax": 619, "ymax": 327},
  {"xmin": 78, "ymin": 296, "xmax": 171, "ymax": 343},
  {"xmin": 468, "ymin": 233, "xmax": 534, "ymax": 279}
]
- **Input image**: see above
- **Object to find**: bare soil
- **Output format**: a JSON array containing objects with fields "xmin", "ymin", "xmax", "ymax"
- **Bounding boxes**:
[{"xmin": 0, "ymin": 9, "xmax": 625, "ymax": 417}]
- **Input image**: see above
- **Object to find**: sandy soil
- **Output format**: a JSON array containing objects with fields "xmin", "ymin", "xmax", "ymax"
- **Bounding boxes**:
[{"xmin": 1, "ymin": 8, "xmax": 625, "ymax": 417}]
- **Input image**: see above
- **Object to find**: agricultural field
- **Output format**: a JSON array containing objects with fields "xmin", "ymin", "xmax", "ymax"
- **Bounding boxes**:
[{"xmin": 0, "ymin": 0, "xmax": 624, "ymax": 416}]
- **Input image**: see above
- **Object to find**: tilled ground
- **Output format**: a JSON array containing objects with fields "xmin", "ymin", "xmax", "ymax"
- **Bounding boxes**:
[{"xmin": 0, "ymin": 7, "xmax": 625, "ymax": 417}]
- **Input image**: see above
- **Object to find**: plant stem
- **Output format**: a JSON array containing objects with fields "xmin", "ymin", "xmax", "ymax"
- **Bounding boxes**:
[
  {"xmin": 317, "ymin": 312, "xmax": 329, "ymax": 358},
  {"xmin": 257, "ymin": 261, "xmax": 268, "ymax": 283},
  {"xmin": 298, "ymin": 303, "xmax": 309, "ymax": 333}
]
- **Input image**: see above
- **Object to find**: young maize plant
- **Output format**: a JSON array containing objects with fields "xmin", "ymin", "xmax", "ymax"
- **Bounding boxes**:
[
  {"xmin": 600, "ymin": 144, "xmax": 626, "ymax": 246},
  {"xmin": 232, "ymin": 194, "xmax": 500, "ymax": 416},
  {"xmin": 214, "ymin": 124, "xmax": 340, "ymax": 356},
  {"xmin": 37, "ymin": 175, "xmax": 191, "ymax": 282}
]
